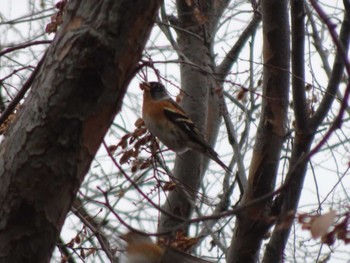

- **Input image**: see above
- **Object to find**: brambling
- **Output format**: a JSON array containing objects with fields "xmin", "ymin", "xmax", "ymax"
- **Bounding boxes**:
[
  {"xmin": 140, "ymin": 81, "xmax": 230, "ymax": 172},
  {"xmin": 120, "ymin": 231, "xmax": 213, "ymax": 263},
  {"xmin": 120, "ymin": 231, "xmax": 163, "ymax": 263}
]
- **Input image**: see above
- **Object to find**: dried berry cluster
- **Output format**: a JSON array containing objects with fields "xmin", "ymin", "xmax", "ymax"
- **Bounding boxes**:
[
  {"xmin": 111, "ymin": 118, "xmax": 159, "ymax": 173},
  {"xmin": 59, "ymin": 227, "xmax": 96, "ymax": 263},
  {"xmin": 45, "ymin": 0, "xmax": 67, "ymax": 34}
]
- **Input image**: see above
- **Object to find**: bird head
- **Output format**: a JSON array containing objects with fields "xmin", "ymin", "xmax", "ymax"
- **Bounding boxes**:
[{"xmin": 140, "ymin": 82, "xmax": 169, "ymax": 101}]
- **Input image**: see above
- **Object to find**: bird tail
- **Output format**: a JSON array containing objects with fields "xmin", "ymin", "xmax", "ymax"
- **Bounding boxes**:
[{"xmin": 206, "ymin": 148, "xmax": 231, "ymax": 173}]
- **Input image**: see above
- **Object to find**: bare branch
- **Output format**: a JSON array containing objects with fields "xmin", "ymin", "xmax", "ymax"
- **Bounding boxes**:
[
  {"xmin": 0, "ymin": 52, "xmax": 47, "ymax": 126},
  {"xmin": 0, "ymin": 40, "xmax": 51, "ymax": 57},
  {"xmin": 291, "ymin": 0, "xmax": 309, "ymax": 131},
  {"xmin": 216, "ymin": 13, "xmax": 261, "ymax": 80},
  {"xmin": 310, "ymin": 0, "xmax": 350, "ymax": 128}
]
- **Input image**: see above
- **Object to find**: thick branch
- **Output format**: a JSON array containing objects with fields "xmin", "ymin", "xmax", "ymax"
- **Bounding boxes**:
[{"xmin": 291, "ymin": 0, "xmax": 309, "ymax": 131}]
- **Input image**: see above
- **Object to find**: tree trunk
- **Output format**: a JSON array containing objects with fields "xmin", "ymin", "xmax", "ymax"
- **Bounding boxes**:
[
  {"xmin": 227, "ymin": 0, "xmax": 290, "ymax": 262},
  {"xmin": 0, "ymin": 0, "xmax": 161, "ymax": 262}
]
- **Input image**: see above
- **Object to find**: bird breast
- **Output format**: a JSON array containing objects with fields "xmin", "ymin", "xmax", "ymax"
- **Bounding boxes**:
[{"xmin": 142, "ymin": 114, "xmax": 189, "ymax": 154}]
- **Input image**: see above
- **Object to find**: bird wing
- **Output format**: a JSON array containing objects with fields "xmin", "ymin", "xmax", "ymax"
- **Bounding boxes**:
[
  {"xmin": 163, "ymin": 101, "xmax": 210, "ymax": 148},
  {"xmin": 163, "ymin": 100, "xmax": 231, "ymax": 172}
]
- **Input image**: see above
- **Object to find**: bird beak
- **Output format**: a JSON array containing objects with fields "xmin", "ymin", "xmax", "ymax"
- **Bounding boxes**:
[{"xmin": 139, "ymin": 82, "xmax": 151, "ymax": 91}]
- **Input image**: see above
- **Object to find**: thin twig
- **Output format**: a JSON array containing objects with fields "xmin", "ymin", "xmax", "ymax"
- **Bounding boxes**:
[
  {"xmin": 0, "ymin": 52, "xmax": 47, "ymax": 126},
  {"xmin": 102, "ymin": 140, "xmax": 186, "ymax": 222},
  {"xmin": 71, "ymin": 198, "xmax": 117, "ymax": 262},
  {"xmin": 0, "ymin": 40, "xmax": 51, "ymax": 57}
]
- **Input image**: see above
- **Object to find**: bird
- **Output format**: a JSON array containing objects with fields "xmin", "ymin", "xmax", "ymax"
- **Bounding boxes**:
[
  {"xmin": 120, "ymin": 231, "xmax": 163, "ymax": 263},
  {"xmin": 120, "ymin": 231, "xmax": 213, "ymax": 263},
  {"xmin": 140, "ymin": 81, "xmax": 230, "ymax": 172}
]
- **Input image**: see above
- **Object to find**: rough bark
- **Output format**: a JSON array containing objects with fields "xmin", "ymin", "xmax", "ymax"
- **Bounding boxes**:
[
  {"xmin": 159, "ymin": 0, "xmax": 227, "ymax": 235},
  {"xmin": 0, "ymin": 0, "xmax": 161, "ymax": 262},
  {"xmin": 227, "ymin": 0, "xmax": 290, "ymax": 262}
]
